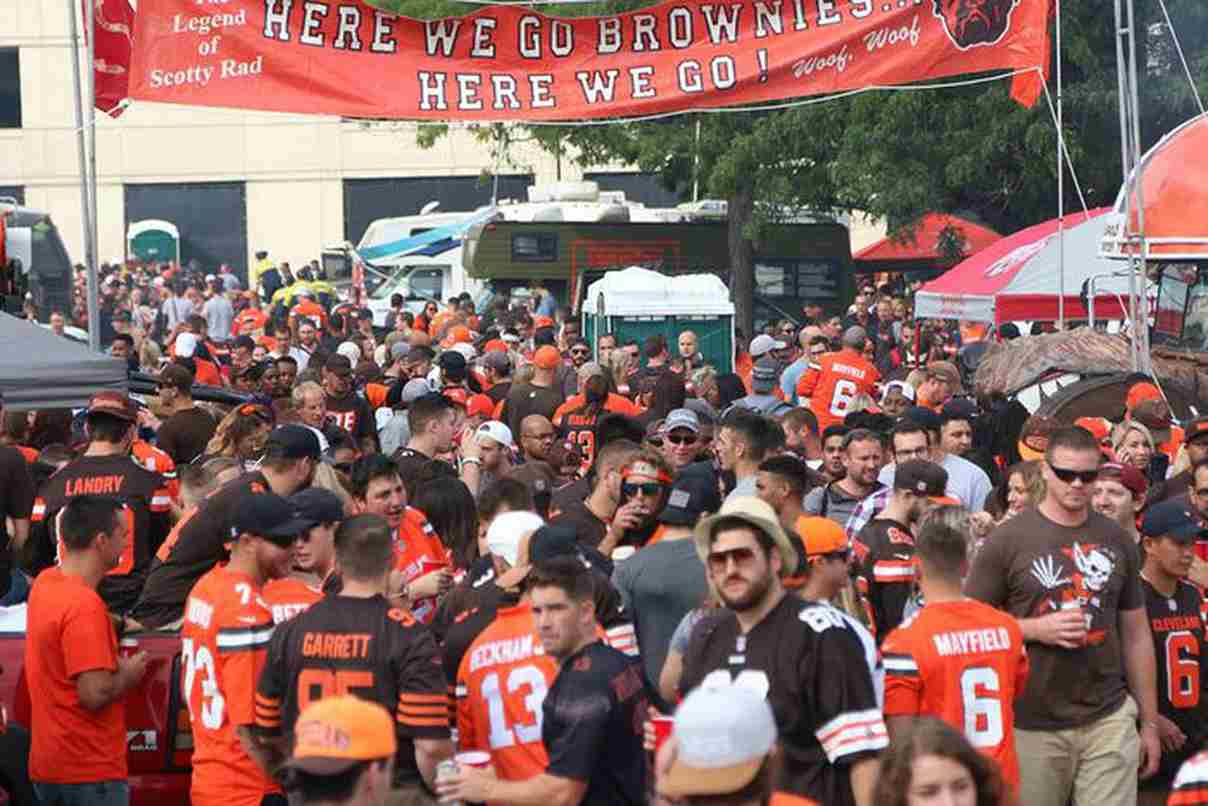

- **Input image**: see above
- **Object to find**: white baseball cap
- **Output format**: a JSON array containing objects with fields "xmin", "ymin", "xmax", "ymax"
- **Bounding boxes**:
[
  {"xmin": 175, "ymin": 332, "xmax": 198, "ymax": 358},
  {"xmin": 485, "ymin": 511, "xmax": 545, "ymax": 567},
  {"xmin": 336, "ymin": 341, "xmax": 362, "ymax": 364},
  {"xmin": 749, "ymin": 334, "xmax": 787, "ymax": 357},
  {"xmin": 476, "ymin": 420, "xmax": 513, "ymax": 449},
  {"xmin": 658, "ymin": 685, "xmax": 778, "ymax": 798}
]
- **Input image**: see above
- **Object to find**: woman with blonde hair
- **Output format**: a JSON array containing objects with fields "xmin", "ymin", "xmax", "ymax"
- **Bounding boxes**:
[{"xmin": 1113, "ymin": 420, "xmax": 1156, "ymax": 480}]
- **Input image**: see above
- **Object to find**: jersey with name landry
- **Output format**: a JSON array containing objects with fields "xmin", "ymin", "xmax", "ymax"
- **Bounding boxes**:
[{"xmin": 882, "ymin": 599, "xmax": 1029, "ymax": 790}]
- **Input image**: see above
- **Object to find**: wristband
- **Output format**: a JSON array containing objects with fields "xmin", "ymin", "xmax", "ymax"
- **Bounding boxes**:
[{"xmin": 462, "ymin": 457, "xmax": 482, "ymax": 466}]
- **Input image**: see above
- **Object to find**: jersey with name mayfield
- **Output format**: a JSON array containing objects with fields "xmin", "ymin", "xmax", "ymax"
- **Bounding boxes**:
[
  {"xmin": 255, "ymin": 594, "xmax": 450, "ymax": 788},
  {"xmin": 679, "ymin": 596, "xmax": 887, "ymax": 806},
  {"xmin": 456, "ymin": 600, "xmax": 558, "ymax": 781},
  {"xmin": 796, "ymin": 348, "xmax": 881, "ymax": 431},
  {"xmin": 1143, "ymin": 577, "xmax": 1208, "ymax": 781},
  {"xmin": 882, "ymin": 599, "xmax": 1029, "ymax": 789},
  {"xmin": 181, "ymin": 564, "xmax": 279, "ymax": 806}
]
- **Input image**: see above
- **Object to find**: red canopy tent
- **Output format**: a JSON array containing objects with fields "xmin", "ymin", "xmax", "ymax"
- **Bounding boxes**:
[
  {"xmin": 1102, "ymin": 113, "xmax": 1208, "ymax": 260},
  {"xmin": 854, "ymin": 213, "xmax": 1002, "ymax": 274},
  {"xmin": 914, "ymin": 208, "xmax": 1126, "ymax": 325}
]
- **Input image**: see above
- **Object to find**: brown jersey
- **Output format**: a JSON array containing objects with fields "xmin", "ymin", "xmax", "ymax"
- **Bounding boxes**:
[{"xmin": 30, "ymin": 454, "xmax": 172, "ymax": 612}]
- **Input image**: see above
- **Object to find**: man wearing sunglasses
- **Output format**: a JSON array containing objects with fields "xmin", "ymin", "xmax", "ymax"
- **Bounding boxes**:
[
  {"xmin": 549, "ymin": 439, "xmax": 641, "ymax": 551},
  {"xmin": 599, "ymin": 455, "xmax": 673, "ymax": 555},
  {"xmin": 566, "ymin": 339, "xmax": 592, "ymax": 370},
  {"xmin": 680, "ymin": 496, "xmax": 885, "ymax": 806},
  {"xmin": 966, "ymin": 426, "xmax": 1160, "ymax": 806},
  {"xmin": 659, "ymin": 408, "xmax": 704, "ymax": 471}
]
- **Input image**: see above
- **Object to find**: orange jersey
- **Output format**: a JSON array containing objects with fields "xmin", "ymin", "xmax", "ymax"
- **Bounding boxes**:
[
  {"xmin": 261, "ymin": 575, "xmax": 324, "ymax": 625},
  {"xmin": 232, "ymin": 308, "xmax": 268, "ymax": 338},
  {"xmin": 394, "ymin": 507, "xmax": 451, "ymax": 624},
  {"xmin": 882, "ymin": 599, "xmax": 1029, "ymax": 790},
  {"xmin": 456, "ymin": 600, "xmax": 557, "ymax": 782},
  {"xmin": 1159, "ymin": 424, "xmax": 1186, "ymax": 466},
  {"xmin": 289, "ymin": 300, "xmax": 327, "ymax": 330},
  {"xmin": 181, "ymin": 565, "xmax": 280, "ymax": 806},
  {"xmin": 796, "ymin": 348, "xmax": 880, "ymax": 430},
  {"xmin": 132, "ymin": 439, "xmax": 180, "ymax": 503}
]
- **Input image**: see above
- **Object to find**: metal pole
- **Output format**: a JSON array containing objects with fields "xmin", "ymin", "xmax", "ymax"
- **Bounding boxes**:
[
  {"xmin": 67, "ymin": 0, "xmax": 95, "ymax": 330},
  {"xmin": 83, "ymin": 0, "xmax": 101, "ymax": 352},
  {"xmin": 1124, "ymin": 0, "xmax": 1151, "ymax": 373},
  {"xmin": 1056, "ymin": 0, "xmax": 1065, "ymax": 329},
  {"xmin": 1114, "ymin": 0, "xmax": 1139, "ymax": 371},
  {"xmin": 692, "ymin": 117, "xmax": 701, "ymax": 203}
]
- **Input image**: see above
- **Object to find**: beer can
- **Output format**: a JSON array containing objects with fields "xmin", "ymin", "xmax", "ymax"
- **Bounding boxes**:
[
  {"xmin": 435, "ymin": 758, "xmax": 461, "ymax": 806},
  {"xmin": 119, "ymin": 638, "xmax": 139, "ymax": 658}
]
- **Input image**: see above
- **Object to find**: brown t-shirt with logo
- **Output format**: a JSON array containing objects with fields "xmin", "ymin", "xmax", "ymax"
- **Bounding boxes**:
[{"xmin": 964, "ymin": 507, "xmax": 1142, "ymax": 731}]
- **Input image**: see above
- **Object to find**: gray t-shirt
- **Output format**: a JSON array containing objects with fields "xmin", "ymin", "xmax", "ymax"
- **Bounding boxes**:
[
  {"xmin": 877, "ymin": 453, "xmax": 992, "ymax": 512},
  {"xmin": 725, "ymin": 474, "xmax": 758, "ymax": 505},
  {"xmin": 203, "ymin": 294, "xmax": 235, "ymax": 340},
  {"xmin": 612, "ymin": 538, "xmax": 707, "ymax": 692}
]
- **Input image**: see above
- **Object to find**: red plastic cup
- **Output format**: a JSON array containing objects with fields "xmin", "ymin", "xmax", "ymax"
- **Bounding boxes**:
[
  {"xmin": 651, "ymin": 715, "xmax": 674, "ymax": 755},
  {"xmin": 455, "ymin": 751, "xmax": 491, "ymax": 770},
  {"xmin": 119, "ymin": 638, "xmax": 139, "ymax": 659}
]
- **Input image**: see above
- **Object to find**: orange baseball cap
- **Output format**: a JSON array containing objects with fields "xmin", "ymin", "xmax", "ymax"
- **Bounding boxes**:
[
  {"xmin": 1126, "ymin": 381, "xmax": 1162, "ymax": 411},
  {"xmin": 533, "ymin": 316, "xmax": 555, "ymax": 330},
  {"xmin": 1074, "ymin": 416, "xmax": 1112, "ymax": 443},
  {"xmin": 443, "ymin": 325, "xmax": 472, "ymax": 347},
  {"xmin": 283, "ymin": 696, "xmax": 397, "ymax": 775},
  {"xmin": 794, "ymin": 516, "xmax": 848, "ymax": 557},
  {"xmin": 484, "ymin": 339, "xmax": 508, "ymax": 354},
  {"xmin": 533, "ymin": 345, "xmax": 561, "ymax": 370},
  {"xmin": 466, "ymin": 393, "xmax": 494, "ymax": 418}
]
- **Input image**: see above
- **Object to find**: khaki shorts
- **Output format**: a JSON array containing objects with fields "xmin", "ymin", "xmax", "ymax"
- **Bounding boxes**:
[{"xmin": 1014, "ymin": 695, "xmax": 1140, "ymax": 806}]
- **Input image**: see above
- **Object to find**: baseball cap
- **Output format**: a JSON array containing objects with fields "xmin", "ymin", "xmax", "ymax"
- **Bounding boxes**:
[
  {"xmin": 401, "ymin": 378, "xmax": 432, "ymax": 405},
  {"xmin": 532, "ymin": 316, "xmax": 555, "ymax": 330},
  {"xmin": 1098, "ymin": 462, "xmax": 1149, "ymax": 500},
  {"xmin": 528, "ymin": 523, "xmax": 582, "ymax": 564},
  {"xmin": 476, "ymin": 420, "xmax": 514, "ymax": 449},
  {"xmin": 893, "ymin": 459, "xmax": 949, "ymax": 499},
  {"xmin": 466, "ymin": 394, "xmax": 495, "ymax": 419},
  {"xmin": 336, "ymin": 341, "xmax": 362, "ymax": 365},
  {"xmin": 438, "ymin": 350, "xmax": 467, "ymax": 374},
  {"xmin": 86, "ymin": 391, "xmax": 138, "ymax": 423},
  {"xmin": 231, "ymin": 493, "xmax": 313, "ymax": 547},
  {"xmin": 577, "ymin": 361, "xmax": 606, "ymax": 380},
  {"xmin": 694, "ymin": 497, "xmax": 798, "ymax": 579},
  {"xmin": 283, "ymin": 696, "xmax": 397, "ymax": 775},
  {"xmin": 174, "ymin": 331, "xmax": 199, "ymax": 358},
  {"xmin": 289, "ymin": 488, "xmax": 345, "ymax": 527},
  {"xmin": 1187, "ymin": 416, "xmax": 1208, "ymax": 444},
  {"xmin": 481, "ymin": 351, "xmax": 511, "ymax": 373},
  {"xmin": 748, "ymin": 334, "xmax": 786, "ymax": 358},
  {"xmin": 659, "ymin": 467, "xmax": 722, "ymax": 526},
  {"xmin": 324, "ymin": 354, "xmax": 353, "ymax": 377},
  {"xmin": 1126, "ymin": 381, "xmax": 1162, "ymax": 411},
  {"xmin": 881, "ymin": 380, "xmax": 916, "ymax": 404},
  {"xmin": 795, "ymin": 516, "xmax": 849, "ymax": 556},
  {"xmin": 264, "ymin": 424, "xmax": 322, "ymax": 460},
  {"xmin": 1141, "ymin": 501, "xmax": 1204, "ymax": 543},
  {"xmin": 751, "ymin": 357, "xmax": 779, "ymax": 391},
  {"xmin": 1018, "ymin": 415, "xmax": 1059, "ymax": 461},
  {"xmin": 1074, "ymin": 416, "xmax": 1113, "ymax": 443},
  {"xmin": 841, "ymin": 325, "xmax": 867, "ymax": 349},
  {"xmin": 484, "ymin": 339, "xmax": 509, "ymax": 354},
  {"xmin": 486, "ymin": 511, "xmax": 545, "ymax": 567},
  {"xmin": 533, "ymin": 346, "xmax": 561, "ymax": 370},
  {"xmin": 658, "ymin": 684, "xmax": 777, "ymax": 798},
  {"xmin": 663, "ymin": 408, "xmax": 701, "ymax": 434},
  {"xmin": 902, "ymin": 405, "xmax": 942, "ymax": 433},
  {"xmin": 940, "ymin": 397, "xmax": 978, "ymax": 423}
]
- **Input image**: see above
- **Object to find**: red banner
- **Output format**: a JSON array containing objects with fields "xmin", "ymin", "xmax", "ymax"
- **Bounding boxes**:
[
  {"xmin": 85, "ymin": 0, "xmax": 136, "ymax": 116},
  {"xmin": 129, "ymin": 0, "xmax": 1050, "ymax": 121}
]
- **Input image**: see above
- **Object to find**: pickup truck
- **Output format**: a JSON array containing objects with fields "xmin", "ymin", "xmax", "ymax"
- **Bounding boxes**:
[{"xmin": 0, "ymin": 629, "xmax": 192, "ymax": 806}]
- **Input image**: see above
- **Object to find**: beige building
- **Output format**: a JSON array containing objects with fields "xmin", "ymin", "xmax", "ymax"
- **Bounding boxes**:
[{"xmin": 1, "ymin": 2, "xmax": 883, "ymax": 277}]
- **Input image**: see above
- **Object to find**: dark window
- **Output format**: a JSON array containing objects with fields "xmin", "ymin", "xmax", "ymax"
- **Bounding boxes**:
[
  {"xmin": 512, "ymin": 233, "xmax": 558, "ymax": 262},
  {"xmin": 0, "ymin": 186, "xmax": 24, "ymax": 205},
  {"xmin": 584, "ymin": 172, "xmax": 682, "ymax": 207},
  {"xmin": 0, "ymin": 49, "xmax": 20, "ymax": 129}
]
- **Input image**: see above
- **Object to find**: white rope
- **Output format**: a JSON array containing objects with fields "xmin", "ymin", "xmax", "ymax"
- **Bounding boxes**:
[
  {"xmin": 1157, "ymin": 0, "xmax": 1205, "ymax": 116},
  {"xmin": 1040, "ymin": 81, "xmax": 1090, "ymax": 216}
]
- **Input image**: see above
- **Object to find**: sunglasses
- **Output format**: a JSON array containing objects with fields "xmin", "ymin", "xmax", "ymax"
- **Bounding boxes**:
[
  {"xmin": 622, "ymin": 482, "xmax": 665, "ymax": 499},
  {"xmin": 1048, "ymin": 464, "xmax": 1099, "ymax": 485},
  {"xmin": 707, "ymin": 546, "xmax": 757, "ymax": 572},
  {"xmin": 666, "ymin": 434, "xmax": 698, "ymax": 446}
]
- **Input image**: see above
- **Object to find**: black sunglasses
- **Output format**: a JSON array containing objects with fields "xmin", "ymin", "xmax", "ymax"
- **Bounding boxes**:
[
  {"xmin": 666, "ymin": 434, "xmax": 698, "ymax": 446},
  {"xmin": 622, "ymin": 482, "xmax": 665, "ymax": 499},
  {"xmin": 1048, "ymin": 464, "xmax": 1099, "ymax": 485}
]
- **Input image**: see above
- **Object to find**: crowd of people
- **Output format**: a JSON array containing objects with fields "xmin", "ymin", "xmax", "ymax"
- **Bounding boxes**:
[{"xmin": 6, "ymin": 258, "xmax": 1208, "ymax": 806}]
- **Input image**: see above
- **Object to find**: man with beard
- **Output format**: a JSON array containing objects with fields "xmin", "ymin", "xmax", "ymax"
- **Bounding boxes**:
[
  {"xmin": 781, "ymin": 407, "xmax": 822, "ymax": 466},
  {"xmin": 804, "ymin": 428, "xmax": 885, "ymax": 529},
  {"xmin": 679, "ymin": 496, "xmax": 885, "ymax": 806},
  {"xmin": 603, "ymin": 450, "xmax": 673, "ymax": 554},
  {"xmin": 323, "ymin": 354, "xmax": 377, "ymax": 455},
  {"xmin": 182, "ymin": 493, "xmax": 308, "ymax": 806},
  {"xmin": 132, "ymin": 425, "xmax": 320, "ymax": 629},
  {"xmin": 854, "ymin": 460, "xmax": 953, "ymax": 640},
  {"xmin": 290, "ymin": 320, "xmax": 321, "ymax": 372},
  {"xmin": 876, "ymin": 407, "xmax": 991, "ymax": 512},
  {"xmin": 966, "ymin": 426, "xmax": 1160, "ymax": 806},
  {"xmin": 550, "ymin": 440, "xmax": 641, "ymax": 551},
  {"xmin": 1092, "ymin": 462, "xmax": 1147, "ymax": 542},
  {"xmin": 820, "ymin": 424, "xmax": 848, "ymax": 480}
]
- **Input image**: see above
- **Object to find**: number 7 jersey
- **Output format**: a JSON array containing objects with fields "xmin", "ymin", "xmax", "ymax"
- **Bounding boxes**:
[{"xmin": 180, "ymin": 565, "xmax": 279, "ymax": 806}]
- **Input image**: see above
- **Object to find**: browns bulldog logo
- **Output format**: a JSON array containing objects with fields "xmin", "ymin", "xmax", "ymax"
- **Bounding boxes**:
[{"xmin": 932, "ymin": 0, "xmax": 1020, "ymax": 50}]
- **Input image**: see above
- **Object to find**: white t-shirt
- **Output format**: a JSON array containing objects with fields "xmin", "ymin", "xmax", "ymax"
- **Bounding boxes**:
[{"xmin": 877, "ymin": 452, "xmax": 992, "ymax": 512}]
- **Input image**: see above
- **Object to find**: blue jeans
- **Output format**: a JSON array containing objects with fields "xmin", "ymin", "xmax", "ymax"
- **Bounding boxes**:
[{"xmin": 33, "ymin": 781, "xmax": 129, "ymax": 806}]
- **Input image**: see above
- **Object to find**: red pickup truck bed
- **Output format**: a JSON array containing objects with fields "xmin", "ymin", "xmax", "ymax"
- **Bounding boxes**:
[{"xmin": 0, "ymin": 630, "xmax": 192, "ymax": 806}]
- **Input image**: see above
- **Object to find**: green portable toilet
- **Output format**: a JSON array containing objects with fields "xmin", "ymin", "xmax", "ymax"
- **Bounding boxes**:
[
  {"xmin": 581, "ymin": 267, "xmax": 735, "ymax": 373},
  {"xmin": 127, "ymin": 219, "xmax": 180, "ymax": 265}
]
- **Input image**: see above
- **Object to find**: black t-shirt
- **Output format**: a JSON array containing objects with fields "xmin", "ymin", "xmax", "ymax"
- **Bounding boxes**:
[
  {"xmin": 30, "ymin": 454, "xmax": 172, "ymax": 613},
  {"xmin": 550, "ymin": 477, "xmax": 590, "ymax": 520},
  {"xmin": 256, "ymin": 594, "xmax": 450, "ymax": 788},
  {"xmin": 485, "ymin": 381, "xmax": 511, "ymax": 405},
  {"xmin": 550, "ymin": 499, "xmax": 608, "ymax": 550},
  {"xmin": 1144, "ymin": 577, "xmax": 1208, "ymax": 783},
  {"xmin": 157, "ymin": 406, "xmax": 217, "ymax": 464},
  {"xmin": 133, "ymin": 472, "xmax": 272, "ymax": 628},
  {"xmin": 0, "ymin": 446, "xmax": 34, "ymax": 598},
  {"xmin": 437, "ymin": 580, "xmax": 514, "ymax": 686},
  {"xmin": 393, "ymin": 447, "xmax": 455, "ymax": 496},
  {"xmin": 679, "ymin": 596, "xmax": 886, "ymax": 806},
  {"xmin": 325, "ymin": 392, "xmax": 376, "ymax": 447},
  {"xmin": 503, "ymin": 383, "xmax": 565, "ymax": 438},
  {"xmin": 542, "ymin": 641, "xmax": 648, "ymax": 805},
  {"xmin": 854, "ymin": 517, "xmax": 916, "ymax": 641}
]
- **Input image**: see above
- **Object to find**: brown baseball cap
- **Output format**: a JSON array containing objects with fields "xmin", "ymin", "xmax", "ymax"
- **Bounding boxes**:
[{"xmin": 86, "ymin": 391, "xmax": 138, "ymax": 423}]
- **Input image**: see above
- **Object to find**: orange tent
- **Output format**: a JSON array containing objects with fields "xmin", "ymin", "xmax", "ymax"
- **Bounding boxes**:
[{"xmin": 1102, "ymin": 113, "xmax": 1208, "ymax": 260}]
